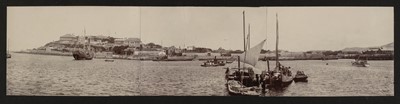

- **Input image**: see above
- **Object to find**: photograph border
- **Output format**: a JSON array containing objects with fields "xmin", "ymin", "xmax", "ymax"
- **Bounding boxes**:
[{"xmin": 1, "ymin": 0, "xmax": 399, "ymax": 104}]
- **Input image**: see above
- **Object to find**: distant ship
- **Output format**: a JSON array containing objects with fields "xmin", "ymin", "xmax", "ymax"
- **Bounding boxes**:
[
  {"xmin": 352, "ymin": 56, "xmax": 369, "ymax": 67},
  {"xmin": 201, "ymin": 56, "xmax": 226, "ymax": 67},
  {"xmin": 73, "ymin": 49, "xmax": 94, "ymax": 60},
  {"xmin": 73, "ymin": 28, "xmax": 95, "ymax": 60}
]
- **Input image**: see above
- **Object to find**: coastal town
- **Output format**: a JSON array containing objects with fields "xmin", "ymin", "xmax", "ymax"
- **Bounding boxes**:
[{"xmin": 13, "ymin": 33, "xmax": 394, "ymax": 61}]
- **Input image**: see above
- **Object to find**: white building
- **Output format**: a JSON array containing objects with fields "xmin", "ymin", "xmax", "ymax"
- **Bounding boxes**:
[
  {"xmin": 126, "ymin": 38, "xmax": 142, "ymax": 47},
  {"xmin": 59, "ymin": 34, "xmax": 77, "ymax": 41}
]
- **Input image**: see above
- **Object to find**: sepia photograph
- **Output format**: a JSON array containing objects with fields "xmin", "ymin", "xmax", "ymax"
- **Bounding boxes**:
[{"xmin": 6, "ymin": 7, "xmax": 394, "ymax": 96}]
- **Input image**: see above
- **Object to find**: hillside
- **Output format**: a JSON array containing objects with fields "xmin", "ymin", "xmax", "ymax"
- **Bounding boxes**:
[{"xmin": 341, "ymin": 42, "xmax": 393, "ymax": 52}]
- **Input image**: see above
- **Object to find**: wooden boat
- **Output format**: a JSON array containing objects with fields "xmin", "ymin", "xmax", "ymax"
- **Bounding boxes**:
[
  {"xmin": 352, "ymin": 59, "xmax": 369, "ymax": 67},
  {"xmin": 225, "ymin": 39, "xmax": 266, "ymax": 96},
  {"xmin": 201, "ymin": 57, "xmax": 226, "ymax": 67},
  {"xmin": 105, "ymin": 59, "xmax": 114, "ymax": 62},
  {"xmin": 201, "ymin": 61, "xmax": 219, "ymax": 67},
  {"xmin": 152, "ymin": 56, "xmax": 195, "ymax": 61},
  {"xmin": 264, "ymin": 13, "xmax": 294, "ymax": 88},
  {"xmin": 73, "ymin": 28, "xmax": 94, "ymax": 60},
  {"xmin": 267, "ymin": 69, "xmax": 293, "ymax": 87},
  {"xmin": 104, "ymin": 52, "xmax": 114, "ymax": 62},
  {"xmin": 73, "ymin": 49, "xmax": 94, "ymax": 60},
  {"xmin": 293, "ymin": 71, "xmax": 308, "ymax": 82},
  {"xmin": 226, "ymin": 80, "xmax": 261, "ymax": 96},
  {"xmin": 282, "ymin": 75, "xmax": 294, "ymax": 86},
  {"xmin": 226, "ymin": 60, "xmax": 234, "ymax": 64}
]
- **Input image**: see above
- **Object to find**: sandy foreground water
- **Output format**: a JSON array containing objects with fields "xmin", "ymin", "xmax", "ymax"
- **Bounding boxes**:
[{"xmin": 7, "ymin": 53, "xmax": 394, "ymax": 96}]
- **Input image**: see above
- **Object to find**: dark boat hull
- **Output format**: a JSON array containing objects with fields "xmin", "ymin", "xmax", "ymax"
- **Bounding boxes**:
[
  {"xmin": 294, "ymin": 75, "xmax": 308, "ymax": 82},
  {"xmin": 226, "ymin": 80, "xmax": 261, "ymax": 96},
  {"xmin": 105, "ymin": 59, "xmax": 114, "ymax": 62},
  {"xmin": 72, "ymin": 50, "xmax": 94, "ymax": 60},
  {"xmin": 269, "ymin": 75, "xmax": 293, "ymax": 87},
  {"xmin": 352, "ymin": 63, "xmax": 369, "ymax": 67},
  {"xmin": 201, "ymin": 62, "xmax": 225, "ymax": 67},
  {"xmin": 352, "ymin": 60, "xmax": 369, "ymax": 67},
  {"xmin": 201, "ymin": 64, "xmax": 218, "ymax": 67}
]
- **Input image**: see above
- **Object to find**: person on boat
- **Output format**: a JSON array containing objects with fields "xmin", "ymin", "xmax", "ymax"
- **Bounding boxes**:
[
  {"xmin": 255, "ymin": 74, "xmax": 260, "ymax": 86},
  {"xmin": 225, "ymin": 67, "xmax": 231, "ymax": 81},
  {"xmin": 225, "ymin": 67, "xmax": 230, "ymax": 74}
]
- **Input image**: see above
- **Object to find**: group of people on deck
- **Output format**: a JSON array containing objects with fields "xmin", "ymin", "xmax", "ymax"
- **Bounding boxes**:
[
  {"xmin": 275, "ymin": 62, "xmax": 292, "ymax": 76},
  {"xmin": 225, "ymin": 67, "xmax": 262, "ymax": 87},
  {"xmin": 225, "ymin": 62, "xmax": 294, "ymax": 88}
]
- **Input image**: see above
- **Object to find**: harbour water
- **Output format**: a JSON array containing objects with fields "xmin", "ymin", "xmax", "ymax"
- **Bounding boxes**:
[{"xmin": 7, "ymin": 53, "xmax": 394, "ymax": 96}]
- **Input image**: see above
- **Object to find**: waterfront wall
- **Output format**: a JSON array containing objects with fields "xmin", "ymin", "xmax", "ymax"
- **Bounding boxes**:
[{"xmin": 14, "ymin": 50, "xmax": 393, "ymax": 61}]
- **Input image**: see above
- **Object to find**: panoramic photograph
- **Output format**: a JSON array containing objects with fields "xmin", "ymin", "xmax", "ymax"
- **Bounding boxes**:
[{"xmin": 6, "ymin": 7, "xmax": 393, "ymax": 96}]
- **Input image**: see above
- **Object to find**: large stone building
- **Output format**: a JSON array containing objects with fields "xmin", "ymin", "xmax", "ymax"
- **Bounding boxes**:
[
  {"xmin": 58, "ymin": 34, "xmax": 78, "ymax": 45},
  {"xmin": 59, "ymin": 34, "xmax": 77, "ymax": 41}
]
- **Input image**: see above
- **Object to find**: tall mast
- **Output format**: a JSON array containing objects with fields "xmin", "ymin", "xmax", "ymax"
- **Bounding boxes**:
[
  {"xmin": 241, "ymin": 11, "xmax": 246, "ymax": 85},
  {"xmin": 243, "ymin": 11, "xmax": 246, "ymax": 54},
  {"xmin": 139, "ymin": 7, "xmax": 142, "ymax": 42},
  {"xmin": 275, "ymin": 13, "xmax": 279, "ymax": 68},
  {"xmin": 84, "ymin": 27, "xmax": 87, "ymax": 50},
  {"xmin": 266, "ymin": 8, "xmax": 270, "ymax": 72},
  {"xmin": 242, "ymin": 11, "xmax": 247, "ymax": 70},
  {"xmin": 247, "ymin": 24, "xmax": 251, "ymax": 50}
]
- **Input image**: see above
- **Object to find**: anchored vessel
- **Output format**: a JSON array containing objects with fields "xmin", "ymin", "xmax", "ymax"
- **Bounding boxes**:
[
  {"xmin": 201, "ymin": 56, "xmax": 226, "ymax": 67},
  {"xmin": 104, "ymin": 52, "xmax": 114, "ymax": 62},
  {"xmin": 293, "ymin": 71, "xmax": 308, "ymax": 82},
  {"xmin": 225, "ymin": 11, "xmax": 266, "ymax": 96},
  {"xmin": 72, "ymin": 28, "xmax": 95, "ymax": 60},
  {"xmin": 352, "ymin": 56, "xmax": 369, "ymax": 67},
  {"xmin": 225, "ymin": 40, "xmax": 266, "ymax": 96},
  {"xmin": 262, "ymin": 13, "xmax": 294, "ymax": 88}
]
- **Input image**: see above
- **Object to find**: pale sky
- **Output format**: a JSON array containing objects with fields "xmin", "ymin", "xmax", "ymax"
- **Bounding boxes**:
[{"xmin": 7, "ymin": 7, "xmax": 393, "ymax": 51}]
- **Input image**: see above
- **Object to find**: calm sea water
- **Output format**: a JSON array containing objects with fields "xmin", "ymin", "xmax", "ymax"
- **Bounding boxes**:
[{"xmin": 7, "ymin": 53, "xmax": 394, "ymax": 96}]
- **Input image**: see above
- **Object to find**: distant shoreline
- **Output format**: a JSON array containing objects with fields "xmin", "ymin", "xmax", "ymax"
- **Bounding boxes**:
[{"xmin": 11, "ymin": 51, "xmax": 393, "ymax": 61}]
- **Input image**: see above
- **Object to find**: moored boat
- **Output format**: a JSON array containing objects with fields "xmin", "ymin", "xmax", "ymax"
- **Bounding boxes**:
[
  {"xmin": 267, "ymin": 65, "xmax": 294, "ymax": 87},
  {"xmin": 73, "ymin": 28, "xmax": 94, "ymax": 60},
  {"xmin": 352, "ymin": 60, "xmax": 369, "ymax": 67},
  {"xmin": 201, "ymin": 60, "xmax": 219, "ymax": 67},
  {"xmin": 201, "ymin": 56, "xmax": 226, "ymax": 67},
  {"xmin": 105, "ymin": 59, "xmax": 114, "ymax": 62},
  {"xmin": 225, "ymin": 39, "xmax": 267, "ymax": 96},
  {"xmin": 73, "ymin": 49, "xmax": 94, "ymax": 60},
  {"xmin": 263, "ymin": 13, "xmax": 294, "ymax": 88},
  {"xmin": 226, "ymin": 79, "xmax": 261, "ymax": 96},
  {"xmin": 293, "ymin": 71, "xmax": 308, "ymax": 82},
  {"xmin": 104, "ymin": 52, "xmax": 114, "ymax": 62},
  {"xmin": 226, "ymin": 60, "xmax": 234, "ymax": 64}
]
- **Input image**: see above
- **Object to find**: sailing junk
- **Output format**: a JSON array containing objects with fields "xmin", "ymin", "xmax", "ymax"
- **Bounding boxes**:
[
  {"xmin": 261, "ymin": 13, "xmax": 294, "ymax": 88},
  {"xmin": 225, "ymin": 40, "xmax": 266, "ymax": 96},
  {"xmin": 73, "ymin": 36, "xmax": 94, "ymax": 60}
]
